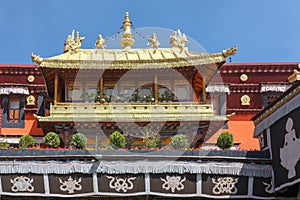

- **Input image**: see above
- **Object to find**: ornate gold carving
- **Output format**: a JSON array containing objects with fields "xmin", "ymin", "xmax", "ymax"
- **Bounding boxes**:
[
  {"xmin": 148, "ymin": 33, "xmax": 160, "ymax": 49},
  {"xmin": 240, "ymin": 74, "xmax": 248, "ymax": 82},
  {"xmin": 241, "ymin": 95, "xmax": 250, "ymax": 105},
  {"xmin": 37, "ymin": 103, "xmax": 228, "ymax": 123},
  {"xmin": 27, "ymin": 75, "xmax": 35, "ymax": 83},
  {"xmin": 26, "ymin": 95, "xmax": 35, "ymax": 106},
  {"xmin": 222, "ymin": 46, "xmax": 237, "ymax": 57},
  {"xmin": 31, "ymin": 53, "xmax": 43, "ymax": 64},
  {"xmin": 170, "ymin": 29, "xmax": 188, "ymax": 50},
  {"xmin": 120, "ymin": 12, "xmax": 135, "ymax": 49},
  {"xmin": 95, "ymin": 34, "xmax": 106, "ymax": 49},
  {"xmin": 64, "ymin": 30, "xmax": 85, "ymax": 52},
  {"xmin": 288, "ymin": 69, "xmax": 300, "ymax": 83}
]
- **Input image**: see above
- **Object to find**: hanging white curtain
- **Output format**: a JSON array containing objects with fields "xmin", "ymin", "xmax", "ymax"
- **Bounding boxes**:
[{"xmin": 0, "ymin": 87, "xmax": 29, "ymax": 95}]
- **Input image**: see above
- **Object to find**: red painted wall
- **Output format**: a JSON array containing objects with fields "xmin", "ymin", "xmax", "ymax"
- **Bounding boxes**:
[
  {"xmin": 0, "ymin": 64, "xmax": 46, "ymax": 136},
  {"xmin": 219, "ymin": 62, "xmax": 298, "ymax": 120}
]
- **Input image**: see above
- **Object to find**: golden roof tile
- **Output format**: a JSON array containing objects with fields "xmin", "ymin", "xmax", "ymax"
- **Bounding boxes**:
[{"xmin": 32, "ymin": 47, "xmax": 237, "ymax": 70}]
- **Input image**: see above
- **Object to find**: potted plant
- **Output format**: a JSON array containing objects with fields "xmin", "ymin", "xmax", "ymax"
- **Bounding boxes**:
[
  {"xmin": 130, "ymin": 92, "xmax": 138, "ymax": 102},
  {"xmin": 0, "ymin": 141, "xmax": 10, "ymax": 149},
  {"xmin": 170, "ymin": 134, "xmax": 188, "ymax": 149},
  {"xmin": 109, "ymin": 131, "xmax": 126, "ymax": 149},
  {"xmin": 71, "ymin": 133, "xmax": 87, "ymax": 149},
  {"xmin": 19, "ymin": 135, "xmax": 35, "ymax": 149},
  {"xmin": 80, "ymin": 92, "xmax": 88, "ymax": 102},
  {"xmin": 87, "ymin": 92, "xmax": 95, "ymax": 102},
  {"xmin": 95, "ymin": 91, "xmax": 101, "ymax": 103},
  {"xmin": 145, "ymin": 95, "xmax": 153, "ymax": 102},
  {"xmin": 161, "ymin": 93, "xmax": 167, "ymax": 102},
  {"xmin": 216, "ymin": 132, "xmax": 234, "ymax": 150},
  {"xmin": 43, "ymin": 132, "xmax": 60, "ymax": 148},
  {"xmin": 164, "ymin": 91, "xmax": 175, "ymax": 102},
  {"xmin": 104, "ymin": 95, "xmax": 111, "ymax": 103},
  {"xmin": 144, "ymin": 133, "xmax": 160, "ymax": 149}
]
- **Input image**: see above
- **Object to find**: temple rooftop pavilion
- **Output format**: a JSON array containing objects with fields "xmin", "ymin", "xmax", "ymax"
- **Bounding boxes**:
[
  {"xmin": 0, "ymin": 12, "xmax": 279, "ymax": 199},
  {"xmin": 32, "ymin": 12, "xmax": 236, "ymax": 70},
  {"xmin": 31, "ymin": 12, "xmax": 237, "ymax": 148}
]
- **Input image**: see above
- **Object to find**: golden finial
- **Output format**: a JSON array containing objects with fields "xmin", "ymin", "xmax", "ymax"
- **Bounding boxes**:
[
  {"xmin": 124, "ymin": 12, "xmax": 131, "ymax": 30},
  {"xmin": 120, "ymin": 12, "xmax": 135, "ymax": 49}
]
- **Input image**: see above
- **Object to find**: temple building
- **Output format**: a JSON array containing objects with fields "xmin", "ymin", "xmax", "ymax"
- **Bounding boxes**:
[
  {"xmin": 0, "ymin": 64, "xmax": 46, "ymax": 145},
  {"xmin": 0, "ymin": 12, "xmax": 298, "ymax": 151},
  {"xmin": 31, "ymin": 12, "xmax": 237, "ymax": 148},
  {"xmin": 205, "ymin": 62, "xmax": 298, "ymax": 150},
  {"xmin": 1, "ymin": 12, "xmax": 297, "ymax": 199},
  {"xmin": 220, "ymin": 62, "xmax": 297, "ymax": 120}
]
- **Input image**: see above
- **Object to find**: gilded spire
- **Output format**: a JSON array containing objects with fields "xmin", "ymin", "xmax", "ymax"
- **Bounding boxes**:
[{"xmin": 120, "ymin": 12, "xmax": 135, "ymax": 49}]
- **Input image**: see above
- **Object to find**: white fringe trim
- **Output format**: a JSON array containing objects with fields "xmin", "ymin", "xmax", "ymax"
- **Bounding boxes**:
[{"xmin": 0, "ymin": 160, "xmax": 272, "ymax": 177}]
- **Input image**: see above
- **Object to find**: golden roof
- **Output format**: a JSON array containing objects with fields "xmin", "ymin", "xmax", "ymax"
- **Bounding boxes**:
[{"xmin": 32, "ymin": 47, "xmax": 236, "ymax": 69}]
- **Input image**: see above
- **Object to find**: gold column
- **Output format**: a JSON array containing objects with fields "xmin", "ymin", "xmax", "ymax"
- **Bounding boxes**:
[
  {"xmin": 154, "ymin": 74, "xmax": 158, "ymax": 104},
  {"xmin": 202, "ymin": 77, "xmax": 206, "ymax": 103},
  {"xmin": 54, "ymin": 70, "xmax": 58, "ymax": 105},
  {"xmin": 171, "ymin": 79, "xmax": 174, "ymax": 102},
  {"xmin": 99, "ymin": 77, "xmax": 104, "ymax": 102}
]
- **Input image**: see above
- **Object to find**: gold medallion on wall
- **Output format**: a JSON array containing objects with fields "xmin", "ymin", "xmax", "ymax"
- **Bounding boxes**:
[
  {"xmin": 241, "ymin": 95, "xmax": 250, "ymax": 105},
  {"xmin": 240, "ymin": 74, "xmax": 248, "ymax": 82},
  {"xmin": 27, "ymin": 75, "xmax": 35, "ymax": 83}
]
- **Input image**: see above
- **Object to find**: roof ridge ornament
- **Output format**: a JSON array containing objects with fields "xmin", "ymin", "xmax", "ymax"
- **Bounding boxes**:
[
  {"xmin": 31, "ymin": 53, "xmax": 43, "ymax": 64},
  {"xmin": 120, "ymin": 12, "xmax": 135, "ymax": 49},
  {"xmin": 95, "ymin": 34, "xmax": 106, "ymax": 49},
  {"xmin": 170, "ymin": 29, "xmax": 188, "ymax": 51},
  {"xmin": 148, "ymin": 33, "xmax": 160, "ymax": 49},
  {"xmin": 288, "ymin": 69, "xmax": 300, "ymax": 83},
  {"xmin": 64, "ymin": 30, "xmax": 85, "ymax": 53},
  {"xmin": 222, "ymin": 45, "xmax": 237, "ymax": 57}
]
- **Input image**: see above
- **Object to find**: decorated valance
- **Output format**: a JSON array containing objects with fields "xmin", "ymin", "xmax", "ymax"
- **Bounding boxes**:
[
  {"xmin": 0, "ymin": 168, "xmax": 274, "ymax": 198},
  {"xmin": 0, "ymin": 160, "xmax": 272, "ymax": 177},
  {"xmin": 260, "ymin": 84, "xmax": 290, "ymax": 93},
  {"xmin": 0, "ymin": 160, "xmax": 273, "ymax": 198},
  {"xmin": 0, "ymin": 86, "xmax": 29, "ymax": 95},
  {"xmin": 206, "ymin": 84, "xmax": 230, "ymax": 94}
]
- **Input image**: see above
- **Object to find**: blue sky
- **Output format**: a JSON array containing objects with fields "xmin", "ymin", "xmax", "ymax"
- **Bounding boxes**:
[{"xmin": 0, "ymin": 0, "xmax": 300, "ymax": 64}]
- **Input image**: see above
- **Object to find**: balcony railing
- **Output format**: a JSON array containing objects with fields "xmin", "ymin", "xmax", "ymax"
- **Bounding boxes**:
[
  {"xmin": 36, "ymin": 102, "xmax": 226, "ymax": 123},
  {"xmin": 51, "ymin": 102, "xmax": 214, "ymax": 115}
]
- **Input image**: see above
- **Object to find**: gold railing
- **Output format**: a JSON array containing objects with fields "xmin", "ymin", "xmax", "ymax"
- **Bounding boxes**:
[
  {"xmin": 38, "ymin": 102, "xmax": 227, "ymax": 122},
  {"xmin": 51, "ymin": 102, "xmax": 214, "ymax": 115}
]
